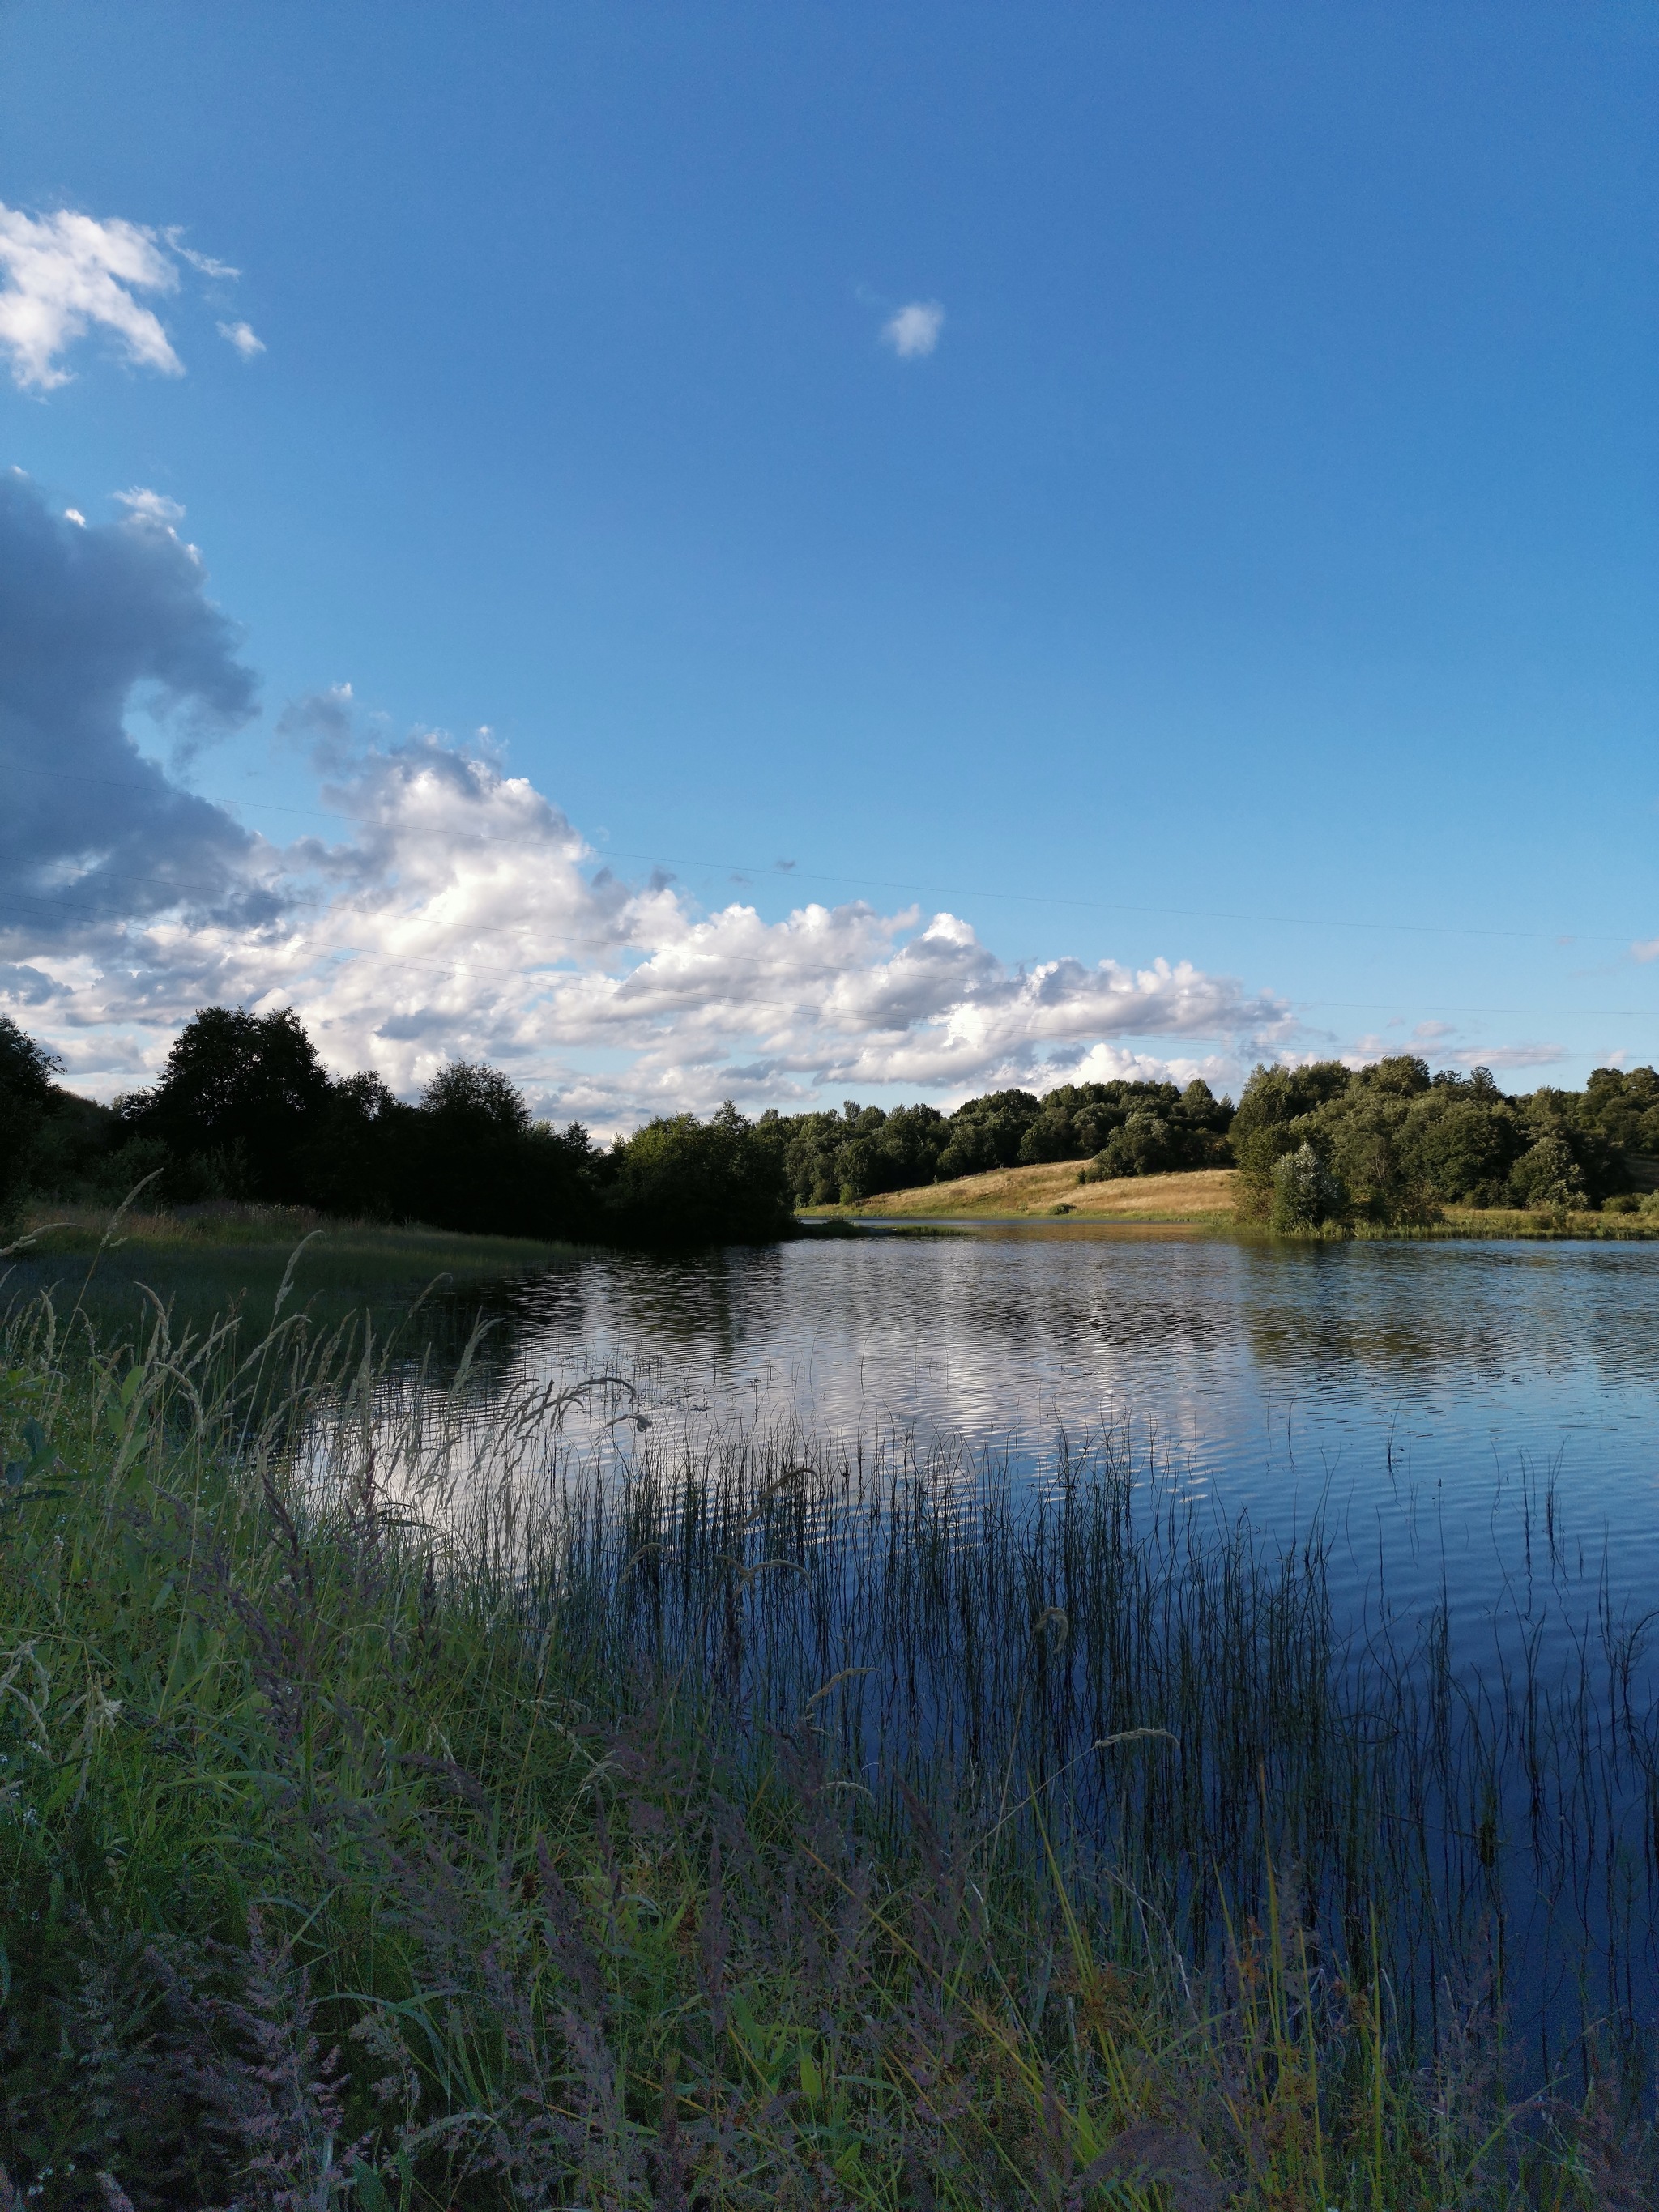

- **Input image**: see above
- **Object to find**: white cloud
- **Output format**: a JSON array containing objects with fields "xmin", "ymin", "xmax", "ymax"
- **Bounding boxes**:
[
  {"xmin": 0, "ymin": 203, "xmax": 247, "ymax": 390},
  {"xmin": 881, "ymin": 300, "xmax": 945, "ymax": 359},
  {"xmin": 1631, "ymin": 938, "xmax": 1659, "ymax": 964},
  {"xmin": 113, "ymin": 486, "xmax": 186, "ymax": 525},
  {"xmin": 0, "ymin": 203, "xmax": 183, "ymax": 389},
  {"xmin": 1067, "ymin": 1041, "xmax": 1239, "ymax": 1092}
]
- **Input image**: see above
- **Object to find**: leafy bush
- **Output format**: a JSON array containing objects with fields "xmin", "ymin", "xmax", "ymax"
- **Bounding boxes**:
[
  {"xmin": 1270, "ymin": 1142, "xmax": 1348, "ymax": 1232},
  {"xmin": 1510, "ymin": 1131, "xmax": 1587, "ymax": 1210},
  {"xmin": 1233, "ymin": 1057, "xmax": 1648, "ymax": 1225},
  {"xmin": 606, "ymin": 1101, "xmax": 794, "ymax": 1245}
]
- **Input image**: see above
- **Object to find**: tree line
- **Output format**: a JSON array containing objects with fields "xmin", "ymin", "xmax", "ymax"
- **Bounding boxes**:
[
  {"xmin": 772, "ymin": 1078, "xmax": 1234, "ymax": 1206},
  {"xmin": 1231, "ymin": 1055, "xmax": 1659, "ymax": 1229},
  {"xmin": 3, "ymin": 1007, "xmax": 1657, "ymax": 1245},
  {"xmin": 0, "ymin": 1008, "xmax": 793, "ymax": 1248}
]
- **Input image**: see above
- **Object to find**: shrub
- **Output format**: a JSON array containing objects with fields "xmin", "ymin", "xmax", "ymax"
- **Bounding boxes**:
[
  {"xmin": 1508, "ymin": 1132, "xmax": 1586, "ymax": 1210},
  {"xmin": 1270, "ymin": 1143, "xmax": 1348, "ymax": 1233},
  {"xmin": 607, "ymin": 1100, "xmax": 794, "ymax": 1245}
]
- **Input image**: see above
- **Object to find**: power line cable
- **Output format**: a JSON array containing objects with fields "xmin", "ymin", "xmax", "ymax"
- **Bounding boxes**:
[{"xmin": 4, "ymin": 756, "xmax": 1654, "ymax": 950}]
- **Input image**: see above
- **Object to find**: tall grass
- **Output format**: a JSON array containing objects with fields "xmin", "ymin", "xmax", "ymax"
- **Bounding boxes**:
[
  {"xmin": 0, "ymin": 1285, "xmax": 1652, "ymax": 2208},
  {"xmin": 355, "ymin": 1372, "xmax": 1659, "ymax": 2074}
]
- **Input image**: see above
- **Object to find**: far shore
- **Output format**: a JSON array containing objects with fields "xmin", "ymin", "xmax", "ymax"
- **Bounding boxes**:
[{"xmin": 800, "ymin": 1161, "xmax": 1659, "ymax": 1238}]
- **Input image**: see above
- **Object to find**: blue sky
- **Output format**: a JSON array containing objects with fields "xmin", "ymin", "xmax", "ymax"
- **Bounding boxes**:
[{"xmin": 1, "ymin": 2, "xmax": 1655, "ymax": 1122}]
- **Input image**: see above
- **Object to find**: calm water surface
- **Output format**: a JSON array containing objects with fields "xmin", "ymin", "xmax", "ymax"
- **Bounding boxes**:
[{"xmin": 486, "ymin": 1225, "xmax": 1659, "ymax": 1644}]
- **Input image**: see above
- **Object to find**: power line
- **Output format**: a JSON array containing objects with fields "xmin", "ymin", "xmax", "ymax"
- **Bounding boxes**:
[{"xmin": 4, "ymin": 755, "xmax": 1654, "ymax": 951}]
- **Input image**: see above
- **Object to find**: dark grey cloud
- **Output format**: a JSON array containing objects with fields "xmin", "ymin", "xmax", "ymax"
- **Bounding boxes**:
[
  {"xmin": 0, "ymin": 471, "xmax": 273, "ymax": 938},
  {"xmin": 274, "ymin": 683, "xmax": 355, "ymax": 773},
  {"xmin": 0, "ymin": 960, "xmax": 58, "ymax": 1003}
]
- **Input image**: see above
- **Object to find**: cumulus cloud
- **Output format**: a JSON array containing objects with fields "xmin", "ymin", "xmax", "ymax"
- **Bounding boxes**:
[
  {"xmin": 0, "ymin": 202, "xmax": 247, "ymax": 390},
  {"xmin": 881, "ymin": 300, "xmax": 945, "ymax": 359},
  {"xmin": 0, "ymin": 476, "xmax": 1293, "ymax": 1127}
]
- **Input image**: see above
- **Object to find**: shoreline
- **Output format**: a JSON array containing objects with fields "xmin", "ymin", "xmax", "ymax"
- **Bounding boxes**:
[{"xmin": 801, "ymin": 1210, "xmax": 1659, "ymax": 1241}]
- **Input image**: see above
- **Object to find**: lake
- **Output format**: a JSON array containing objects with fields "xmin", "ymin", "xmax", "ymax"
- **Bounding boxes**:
[{"xmin": 476, "ymin": 1223, "xmax": 1659, "ymax": 1654}]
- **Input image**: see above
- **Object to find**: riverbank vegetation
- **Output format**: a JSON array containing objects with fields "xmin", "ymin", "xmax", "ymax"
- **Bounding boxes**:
[{"xmin": 2, "ymin": 1292, "xmax": 1653, "ymax": 2207}]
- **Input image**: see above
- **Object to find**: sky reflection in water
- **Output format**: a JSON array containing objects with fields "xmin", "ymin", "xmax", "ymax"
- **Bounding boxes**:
[{"xmin": 475, "ymin": 1228, "xmax": 1659, "ymax": 1657}]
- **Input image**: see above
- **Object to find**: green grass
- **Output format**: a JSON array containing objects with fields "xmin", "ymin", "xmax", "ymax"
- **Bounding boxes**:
[
  {"xmin": 1363, "ymin": 1205, "xmax": 1659, "ymax": 1240},
  {"xmin": 2, "ymin": 1200, "xmax": 578, "ymax": 1351},
  {"xmin": 0, "ymin": 1289, "xmax": 1649, "ymax": 2208}
]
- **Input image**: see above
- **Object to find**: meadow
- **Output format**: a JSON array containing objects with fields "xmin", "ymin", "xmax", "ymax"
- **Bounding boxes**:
[
  {"xmin": 806, "ymin": 1160, "xmax": 1659, "ymax": 1239},
  {"xmin": 1, "ymin": 1251, "xmax": 1654, "ymax": 2209},
  {"xmin": 805, "ymin": 1163, "xmax": 1239, "ymax": 1222}
]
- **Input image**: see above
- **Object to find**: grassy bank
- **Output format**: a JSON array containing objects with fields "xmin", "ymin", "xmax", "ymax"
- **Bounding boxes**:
[
  {"xmin": 1370, "ymin": 1204, "xmax": 1659, "ymax": 1240},
  {"xmin": 2, "ymin": 1201, "xmax": 578, "ymax": 1347},
  {"xmin": 0, "ymin": 1294, "xmax": 1650, "ymax": 2207}
]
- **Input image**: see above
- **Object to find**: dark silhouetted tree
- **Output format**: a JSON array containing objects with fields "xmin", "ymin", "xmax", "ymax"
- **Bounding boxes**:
[
  {"xmin": 122, "ymin": 1005, "xmax": 332, "ymax": 1203},
  {"xmin": 0, "ymin": 1016, "xmax": 60, "ymax": 1225}
]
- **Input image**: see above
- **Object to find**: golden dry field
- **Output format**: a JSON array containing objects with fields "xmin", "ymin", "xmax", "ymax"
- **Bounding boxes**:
[{"xmin": 805, "ymin": 1161, "xmax": 1239, "ymax": 1221}]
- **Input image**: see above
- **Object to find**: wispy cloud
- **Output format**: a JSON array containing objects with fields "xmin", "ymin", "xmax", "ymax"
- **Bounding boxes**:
[
  {"xmin": 0, "ymin": 203, "xmax": 247, "ymax": 390},
  {"xmin": 1480, "ymin": 1042, "xmax": 1569, "ymax": 1070},
  {"xmin": 114, "ymin": 487, "xmax": 186, "ymax": 525},
  {"xmin": 881, "ymin": 300, "xmax": 945, "ymax": 359},
  {"xmin": 167, "ymin": 232, "xmax": 240, "ymax": 281},
  {"xmin": 1631, "ymin": 938, "xmax": 1659, "ymax": 964},
  {"xmin": 1350, "ymin": 1028, "xmax": 1568, "ymax": 1075},
  {"xmin": 217, "ymin": 318, "xmax": 265, "ymax": 359}
]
